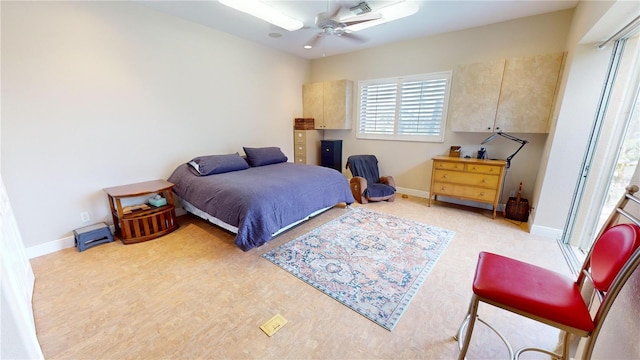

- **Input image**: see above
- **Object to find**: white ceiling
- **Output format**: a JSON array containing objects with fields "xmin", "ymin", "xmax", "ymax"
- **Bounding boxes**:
[{"xmin": 134, "ymin": 0, "xmax": 578, "ymax": 59}]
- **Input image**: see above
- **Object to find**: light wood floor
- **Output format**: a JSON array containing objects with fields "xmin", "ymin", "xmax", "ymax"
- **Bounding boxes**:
[{"xmin": 31, "ymin": 196, "xmax": 569, "ymax": 359}]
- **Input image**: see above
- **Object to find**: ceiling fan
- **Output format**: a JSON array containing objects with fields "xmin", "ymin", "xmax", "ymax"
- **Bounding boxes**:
[
  {"xmin": 306, "ymin": 2, "xmax": 382, "ymax": 48},
  {"xmin": 219, "ymin": 0, "xmax": 419, "ymax": 48}
]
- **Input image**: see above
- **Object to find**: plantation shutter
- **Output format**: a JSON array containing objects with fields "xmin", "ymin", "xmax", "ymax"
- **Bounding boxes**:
[
  {"xmin": 357, "ymin": 71, "xmax": 451, "ymax": 142},
  {"xmin": 398, "ymin": 78, "xmax": 447, "ymax": 136},
  {"xmin": 359, "ymin": 82, "xmax": 397, "ymax": 134}
]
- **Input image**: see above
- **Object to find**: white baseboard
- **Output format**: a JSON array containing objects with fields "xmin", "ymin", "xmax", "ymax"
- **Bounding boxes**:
[
  {"xmin": 530, "ymin": 224, "xmax": 563, "ymax": 240},
  {"xmin": 395, "ymin": 187, "xmax": 429, "ymax": 199},
  {"xmin": 26, "ymin": 236, "xmax": 75, "ymax": 259},
  {"xmin": 26, "ymin": 224, "xmax": 116, "ymax": 259}
]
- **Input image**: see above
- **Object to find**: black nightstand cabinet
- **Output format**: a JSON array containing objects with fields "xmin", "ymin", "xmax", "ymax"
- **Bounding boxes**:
[{"xmin": 321, "ymin": 140, "xmax": 342, "ymax": 172}]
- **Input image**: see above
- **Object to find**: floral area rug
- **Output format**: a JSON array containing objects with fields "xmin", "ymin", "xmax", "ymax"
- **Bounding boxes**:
[{"xmin": 262, "ymin": 207, "xmax": 455, "ymax": 330}]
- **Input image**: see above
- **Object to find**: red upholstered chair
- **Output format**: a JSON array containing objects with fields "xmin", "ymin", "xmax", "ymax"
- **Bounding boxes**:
[{"xmin": 455, "ymin": 222, "xmax": 640, "ymax": 360}]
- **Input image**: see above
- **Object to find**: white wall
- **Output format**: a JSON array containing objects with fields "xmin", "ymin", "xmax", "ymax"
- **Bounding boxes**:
[
  {"xmin": 308, "ymin": 10, "xmax": 573, "ymax": 209},
  {"xmin": 1, "ymin": 1, "xmax": 309, "ymax": 249},
  {"xmin": 532, "ymin": 0, "xmax": 639, "ymax": 235}
]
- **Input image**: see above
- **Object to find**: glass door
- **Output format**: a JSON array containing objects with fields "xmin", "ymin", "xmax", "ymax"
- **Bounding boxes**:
[
  {"xmin": 563, "ymin": 35, "xmax": 639, "ymax": 263},
  {"xmin": 579, "ymin": 78, "xmax": 639, "ymax": 250}
]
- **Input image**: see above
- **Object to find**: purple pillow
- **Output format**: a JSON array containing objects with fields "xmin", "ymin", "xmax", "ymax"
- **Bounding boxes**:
[
  {"xmin": 188, "ymin": 153, "xmax": 249, "ymax": 176},
  {"xmin": 243, "ymin": 147, "xmax": 288, "ymax": 167}
]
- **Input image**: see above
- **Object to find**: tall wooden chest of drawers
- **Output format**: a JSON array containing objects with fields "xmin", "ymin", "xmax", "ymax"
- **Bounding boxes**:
[{"xmin": 429, "ymin": 156, "xmax": 506, "ymax": 218}]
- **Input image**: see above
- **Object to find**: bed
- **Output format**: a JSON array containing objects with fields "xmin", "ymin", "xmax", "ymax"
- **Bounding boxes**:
[{"xmin": 167, "ymin": 148, "xmax": 354, "ymax": 251}]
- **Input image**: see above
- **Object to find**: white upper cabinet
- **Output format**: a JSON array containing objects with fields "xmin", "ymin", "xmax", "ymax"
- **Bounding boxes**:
[
  {"xmin": 303, "ymin": 80, "xmax": 353, "ymax": 130},
  {"xmin": 450, "ymin": 53, "xmax": 564, "ymax": 133}
]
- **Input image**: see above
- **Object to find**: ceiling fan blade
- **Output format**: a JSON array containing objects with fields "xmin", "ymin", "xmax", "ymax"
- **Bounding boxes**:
[
  {"xmin": 306, "ymin": 34, "xmax": 324, "ymax": 48},
  {"xmin": 340, "ymin": 32, "xmax": 366, "ymax": 43},
  {"xmin": 328, "ymin": 5, "xmax": 342, "ymax": 19},
  {"xmin": 342, "ymin": 17, "xmax": 382, "ymax": 27},
  {"xmin": 341, "ymin": 12, "xmax": 382, "ymax": 26}
]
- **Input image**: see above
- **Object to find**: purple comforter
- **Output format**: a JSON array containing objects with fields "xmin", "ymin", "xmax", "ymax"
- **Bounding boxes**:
[{"xmin": 168, "ymin": 162, "xmax": 354, "ymax": 251}]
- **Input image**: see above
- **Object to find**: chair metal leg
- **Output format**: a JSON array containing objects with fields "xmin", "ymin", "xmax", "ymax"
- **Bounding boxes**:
[
  {"xmin": 453, "ymin": 294, "xmax": 475, "ymax": 343},
  {"xmin": 454, "ymin": 313, "xmax": 471, "ymax": 343},
  {"xmin": 457, "ymin": 295, "xmax": 479, "ymax": 360},
  {"xmin": 514, "ymin": 346, "xmax": 562, "ymax": 360},
  {"xmin": 455, "ymin": 295, "xmax": 515, "ymax": 360}
]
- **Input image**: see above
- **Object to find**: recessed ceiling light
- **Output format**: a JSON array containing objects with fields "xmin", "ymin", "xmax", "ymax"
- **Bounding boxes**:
[
  {"xmin": 268, "ymin": 32, "xmax": 282, "ymax": 38},
  {"xmin": 304, "ymin": 45, "xmax": 312, "ymax": 49}
]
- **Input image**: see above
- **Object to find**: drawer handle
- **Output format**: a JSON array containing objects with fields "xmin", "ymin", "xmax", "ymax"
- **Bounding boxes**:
[
  {"xmin": 481, "ymin": 179, "xmax": 486, "ymax": 183},
  {"xmin": 480, "ymin": 192, "xmax": 485, "ymax": 196},
  {"xmin": 443, "ymin": 174, "xmax": 448, "ymax": 179},
  {"xmin": 471, "ymin": 167, "xmax": 476, "ymax": 170}
]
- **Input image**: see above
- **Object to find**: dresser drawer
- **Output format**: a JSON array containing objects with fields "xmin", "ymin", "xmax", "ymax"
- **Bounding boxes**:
[
  {"xmin": 433, "ymin": 161, "xmax": 464, "ymax": 171},
  {"xmin": 433, "ymin": 170, "xmax": 464, "ymax": 183},
  {"xmin": 465, "ymin": 173, "xmax": 499, "ymax": 188},
  {"xmin": 294, "ymin": 131, "xmax": 306, "ymax": 144},
  {"xmin": 432, "ymin": 182, "xmax": 465, "ymax": 197},
  {"xmin": 466, "ymin": 164, "xmax": 502, "ymax": 175},
  {"xmin": 295, "ymin": 156, "xmax": 306, "ymax": 164},
  {"xmin": 433, "ymin": 170, "xmax": 499, "ymax": 188},
  {"xmin": 463, "ymin": 187, "xmax": 497, "ymax": 202},
  {"xmin": 294, "ymin": 144, "xmax": 306, "ymax": 157}
]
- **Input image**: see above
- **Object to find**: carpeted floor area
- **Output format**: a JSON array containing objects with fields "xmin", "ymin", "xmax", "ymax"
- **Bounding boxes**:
[{"xmin": 30, "ymin": 195, "xmax": 569, "ymax": 359}]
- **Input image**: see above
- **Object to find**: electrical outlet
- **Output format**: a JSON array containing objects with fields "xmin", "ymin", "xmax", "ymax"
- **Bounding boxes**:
[{"xmin": 80, "ymin": 212, "xmax": 90, "ymax": 222}]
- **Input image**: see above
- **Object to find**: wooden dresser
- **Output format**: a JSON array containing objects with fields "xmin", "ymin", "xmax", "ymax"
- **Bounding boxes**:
[{"xmin": 429, "ymin": 156, "xmax": 507, "ymax": 218}]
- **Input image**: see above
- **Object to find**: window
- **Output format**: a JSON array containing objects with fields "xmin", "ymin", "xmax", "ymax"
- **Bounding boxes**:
[{"xmin": 357, "ymin": 71, "xmax": 451, "ymax": 142}]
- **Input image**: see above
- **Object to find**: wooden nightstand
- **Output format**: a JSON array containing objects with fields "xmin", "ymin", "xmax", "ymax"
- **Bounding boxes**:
[
  {"xmin": 429, "ymin": 156, "xmax": 506, "ymax": 218},
  {"xmin": 103, "ymin": 179, "xmax": 178, "ymax": 244}
]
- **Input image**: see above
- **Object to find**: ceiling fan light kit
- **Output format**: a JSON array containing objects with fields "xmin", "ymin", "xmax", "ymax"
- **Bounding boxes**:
[
  {"xmin": 349, "ymin": 2, "xmax": 372, "ymax": 16},
  {"xmin": 218, "ymin": 0, "xmax": 304, "ymax": 31}
]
